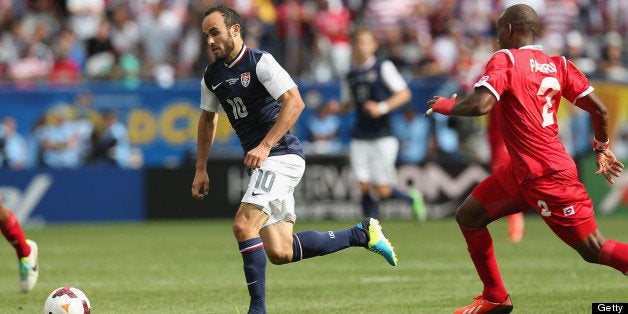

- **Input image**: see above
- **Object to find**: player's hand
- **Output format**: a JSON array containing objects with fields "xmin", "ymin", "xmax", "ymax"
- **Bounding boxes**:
[
  {"xmin": 425, "ymin": 93, "xmax": 457, "ymax": 116},
  {"xmin": 191, "ymin": 171, "xmax": 210, "ymax": 199},
  {"xmin": 595, "ymin": 149, "xmax": 624, "ymax": 184},
  {"xmin": 245, "ymin": 144, "xmax": 271, "ymax": 169},
  {"xmin": 363, "ymin": 100, "xmax": 384, "ymax": 118}
]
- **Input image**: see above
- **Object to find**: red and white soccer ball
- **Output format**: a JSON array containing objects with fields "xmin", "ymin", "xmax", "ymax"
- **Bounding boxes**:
[{"xmin": 44, "ymin": 286, "xmax": 91, "ymax": 314}]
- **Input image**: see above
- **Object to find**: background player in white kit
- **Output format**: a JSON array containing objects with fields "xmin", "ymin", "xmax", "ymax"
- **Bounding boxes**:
[{"xmin": 191, "ymin": 6, "xmax": 398, "ymax": 314}]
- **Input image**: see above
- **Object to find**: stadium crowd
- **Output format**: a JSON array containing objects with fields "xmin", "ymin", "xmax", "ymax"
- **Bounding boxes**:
[
  {"xmin": 0, "ymin": 0, "xmax": 627, "ymax": 84},
  {"xmin": 0, "ymin": 0, "xmax": 627, "ymax": 169}
]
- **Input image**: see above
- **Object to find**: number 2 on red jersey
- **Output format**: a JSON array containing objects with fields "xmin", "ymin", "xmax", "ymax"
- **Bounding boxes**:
[{"xmin": 537, "ymin": 77, "xmax": 560, "ymax": 128}]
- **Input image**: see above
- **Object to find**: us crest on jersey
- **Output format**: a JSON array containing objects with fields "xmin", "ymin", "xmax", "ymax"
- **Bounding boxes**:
[{"xmin": 241, "ymin": 72, "xmax": 251, "ymax": 87}]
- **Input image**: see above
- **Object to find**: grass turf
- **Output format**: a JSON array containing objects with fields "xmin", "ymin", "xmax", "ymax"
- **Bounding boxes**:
[{"xmin": 1, "ymin": 216, "xmax": 626, "ymax": 313}]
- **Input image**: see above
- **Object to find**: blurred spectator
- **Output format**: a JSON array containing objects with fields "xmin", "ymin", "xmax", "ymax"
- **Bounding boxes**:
[
  {"xmin": 275, "ymin": 0, "xmax": 313, "ymax": 77},
  {"xmin": 66, "ymin": 0, "xmax": 105, "ymax": 41},
  {"xmin": 304, "ymin": 103, "xmax": 342, "ymax": 155},
  {"xmin": 597, "ymin": 31, "xmax": 628, "ymax": 82},
  {"xmin": 420, "ymin": 19, "xmax": 464, "ymax": 78},
  {"xmin": 85, "ymin": 20, "xmax": 115, "ymax": 79},
  {"xmin": 312, "ymin": 0, "xmax": 352, "ymax": 80},
  {"xmin": 40, "ymin": 105, "xmax": 84, "ymax": 168},
  {"xmin": 20, "ymin": 0, "xmax": 61, "ymax": 43},
  {"xmin": 613, "ymin": 123, "xmax": 628, "ymax": 161},
  {"xmin": 607, "ymin": 0, "xmax": 628, "ymax": 37},
  {"xmin": 538, "ymin": 0, "xmax": 579, "ymax": 56},
  {"xmin": 0, "ymin": 19, "xmax": 29, "ymax": 73},
  {"xmin": 48, "ymin": 28, "xmax": 82, "ymax": 84},
  {"xmin": 363, "ymin": 0, "xmax": 413, "ymax": 46},
  {"xmin": 175, "ymin": 5, "xmax": 202, "ymax": 78},
  {"xmin": 565, "ymin": 30, "xmax": 597, "ymax": 75},
  {"xmin": 391, "ymin": 106, "xmax": 430, "ymax": 165},
  {"xmin": 88, "ymin": 109, "xmax": 130, "ymax": 168},
  {"xmin": 136, "ymin": 0, "xmax": 183, "ymax": 77},
  {"xmin": 109, "ymin": 4, "xmax": 140, "ymax": 56},
  {"xmin": 0, "ymin": 116, "xmax": 28, "ymax": 170}
]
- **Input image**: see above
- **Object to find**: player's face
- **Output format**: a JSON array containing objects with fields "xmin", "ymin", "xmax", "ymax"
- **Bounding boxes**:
[
  {"xmin": 202, "ymin": 12, "xmax": 236, "ymax": 61},
  {"xmin": 352, "ymin": 32, "xmax": 378, "ymax": 62}
]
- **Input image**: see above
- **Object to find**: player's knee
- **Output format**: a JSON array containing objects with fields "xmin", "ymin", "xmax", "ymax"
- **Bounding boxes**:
[
  {"xmin": 232, "ymin": 221, "xmax": 256, "ymax": 241},
  {"xmin": 265, "ymin": 247, "xmax": 292, "ymax": 265},
  {"xmin": 455, "ymin": 204, "xmax": 491, "ymax": 228}
]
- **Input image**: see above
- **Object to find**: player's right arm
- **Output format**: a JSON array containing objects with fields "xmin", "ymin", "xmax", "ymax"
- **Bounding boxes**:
[
  {"xmin": 192, "ymin": 78, "xmax": 220, "ymax": 199},
  {"xmin": 192, "ymin": 110, "xmax": 219, "ymax": 199}
]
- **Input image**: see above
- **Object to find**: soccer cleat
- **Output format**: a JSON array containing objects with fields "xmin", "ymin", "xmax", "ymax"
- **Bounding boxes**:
[
  {"xmin": 408, "ymin": 188, "xmax": 427, "ymax": 222},
  {"xmin": 453, "ymin": 295, "xmax": 513, "ymax": 314},
  {"xmin": 19, "ymin": 239, "xmax": 38, "ymax": 293},
  {"xmin": 507, "ymin": 213, "xmax": 524, "ymax": 243},
  {"xmin": 357, "ymin": 218, "xmax": 398, "ymax": 266}
]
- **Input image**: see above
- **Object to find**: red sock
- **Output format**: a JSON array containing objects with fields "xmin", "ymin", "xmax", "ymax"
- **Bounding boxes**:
[
  {"xmin": 1, "ymin": 211, "xmax": 31, "ymax": 258},
  {"xmin": 599, "ymin": 240, "xmax": 628, "ymax": 275},
  {"xmin": 460, "ymin": 226, "xmax": 508, "ymax": 303}
]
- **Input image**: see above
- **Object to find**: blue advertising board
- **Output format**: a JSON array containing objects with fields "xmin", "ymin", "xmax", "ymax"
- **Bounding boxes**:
[
  {"xmin": 0, "ymin": 168, "xmax": 144, "ymax": 223},
  {"xmin": 0, "ymin": 79, "xmax": 443, "ymax": 167}
]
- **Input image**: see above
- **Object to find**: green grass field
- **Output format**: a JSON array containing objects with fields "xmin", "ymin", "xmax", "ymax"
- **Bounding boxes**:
[{"xmin": 1, "ymin": 216, "xmax": 626, "ymax": 313}]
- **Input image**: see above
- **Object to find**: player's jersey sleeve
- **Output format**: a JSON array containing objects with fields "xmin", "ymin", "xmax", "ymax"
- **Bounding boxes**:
[
  {"xmin": 380, "ymin": 60, "xmax": 407, "ymax": 93},
  {"xmin": 257, "ymin": 53, "xmax": 297, "ymax": 100},
  {"xmin": 558, "ymin": 57, "xmax": 594, "ymax": 103},
  {"xmin": 474, "ymin": 49, "xmax": 514, "ymax": 101},
  {"xmin": 200, "ymin": 77, "xmax": 220, "ymax": 112}
]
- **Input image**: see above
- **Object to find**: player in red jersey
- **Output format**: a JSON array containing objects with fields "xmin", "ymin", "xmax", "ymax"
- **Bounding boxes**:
[{"xmin": 426, "ymin": 4, "xmax": 626, "ymax": 313}]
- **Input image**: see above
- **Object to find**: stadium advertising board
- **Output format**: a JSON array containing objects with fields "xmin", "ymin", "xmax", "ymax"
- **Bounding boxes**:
[
  {"xmin": 145, "ymin": 156, "xmax": 488, "ymax": 220},
  {"xmin": 0, "ymin": 168, "xmax": 143, "ymax": 223}
]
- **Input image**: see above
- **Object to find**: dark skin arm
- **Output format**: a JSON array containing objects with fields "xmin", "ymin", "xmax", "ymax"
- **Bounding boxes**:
[{"xmin": 572, "ymin": 93, "xmax": 624, "ymax": 183}]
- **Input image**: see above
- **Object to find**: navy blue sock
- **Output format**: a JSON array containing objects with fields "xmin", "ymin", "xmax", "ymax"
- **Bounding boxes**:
[
  {"xmin": 292, "ymin": 227, "xmax": 367, "ymax": 262},
  {"xmin": 390, "ymin": 187, "xmax": 413, "ymax": 203},
  {"xmin": 361, "ymin": 192, "xmax": 379, "ymax": 218},
  {"xmin": 239, "ymin": 238, "xmax": 266, "ymax": 314}
]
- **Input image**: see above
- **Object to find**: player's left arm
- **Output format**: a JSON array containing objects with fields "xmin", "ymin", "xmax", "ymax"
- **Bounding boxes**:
[
  {"xmin": 573, "ymin": 93, "xmax": 624, "ymax": 183},
  {"xmin": 245, "ymin": 53, "xmax": 303, "ymax": 169},
  {"xmin": 364, "ymin": 60, "xmax": 411, "ymax": 118},
  {"xmin": 563, "ymin": 58, "xmax": 623, "ymax": 183},
  {"xmin": 245, "ymin": 87, "xmax": 304, "ymax": 169}
]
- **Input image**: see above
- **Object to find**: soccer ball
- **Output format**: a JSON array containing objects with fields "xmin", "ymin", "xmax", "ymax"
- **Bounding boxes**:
[{"xmin": 43, "ymin": 286, "xmax": 91, "ymax": 314}]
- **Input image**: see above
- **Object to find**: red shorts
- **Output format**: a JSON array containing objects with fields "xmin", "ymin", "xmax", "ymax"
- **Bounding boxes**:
[{"xmin": 472, "ymin": 164, "xmax": 597, "ymax": 246}]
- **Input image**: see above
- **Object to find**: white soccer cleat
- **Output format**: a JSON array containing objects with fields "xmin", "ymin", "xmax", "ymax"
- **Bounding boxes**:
[{"xmin": 19, "ymin": 239, "xmax": 38, "ymax": 293}]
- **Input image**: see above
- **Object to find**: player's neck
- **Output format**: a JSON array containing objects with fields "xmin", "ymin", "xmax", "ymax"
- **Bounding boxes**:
[{"xmin": 226, "ymin": 42, "xmax": 245, "ymax": 64}]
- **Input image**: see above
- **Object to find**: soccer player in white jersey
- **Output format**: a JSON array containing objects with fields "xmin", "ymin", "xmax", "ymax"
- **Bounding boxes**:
[
  {"xmin": 328, "ymin": 27, "xmax": 426, "ymax": 221},
  {"xmin": 191, "ymin": 6, "xmax": 398, "ymax": 313}
]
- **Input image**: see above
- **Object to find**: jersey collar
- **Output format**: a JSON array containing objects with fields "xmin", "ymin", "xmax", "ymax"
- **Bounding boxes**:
[
  {"xmin": 355, "ymin": 55, "xmax": 376, "ymax": 70},
  {"xmin": 226, "ymin": 44, "xmax": 247, "ymax": 68},
  {"xmin": 519, "ymin": 45, "xmax": 543, "ymax": 51}
]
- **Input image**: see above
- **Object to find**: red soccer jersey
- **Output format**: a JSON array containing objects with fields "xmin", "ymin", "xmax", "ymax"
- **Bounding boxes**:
[{"xmin": 474, "ymin": 45, "xmax": 594, "ymax": 183}]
